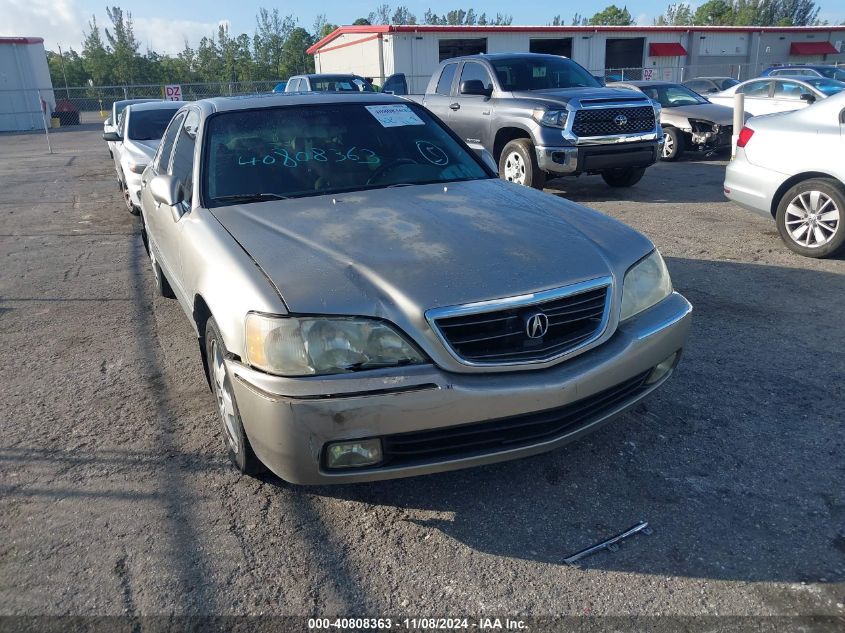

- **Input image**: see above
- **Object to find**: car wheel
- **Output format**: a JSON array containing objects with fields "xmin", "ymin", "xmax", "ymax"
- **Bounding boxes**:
[
  {"xmin": 205, "ymin": 317, "xmax": 265, "ymax": 475},
  {"xmin": 122, "ymin": 183, "xmax": 140, "ymax": 216},
  {"xmin": 148, "ymin": 243, "xmax": 176, "ymax": 299},
  {"xmin": 499, "ymin": 139, "xmax": 546, "ymax": 189},
  {"xmin": 661, "ymin": 127, "xmax": 684, "ymax": 161},
  {"xmin": 601, "ymin": 166, "xmax": 646, "ymax": 187},
  {"xmin": 776, "ymin": 178, "xmax": 845, "ymax": 258}
]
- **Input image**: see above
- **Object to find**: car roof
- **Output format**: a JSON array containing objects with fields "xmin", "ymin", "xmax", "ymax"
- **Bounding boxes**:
[
  {"xmin": 114, "ymin": 98, "xmax": 160, "ymax": 108},
  {"xmin": 443, "ymin": 52, "xmax": 569, "ymax": 63},
  {"xmin": 686, "ymin": 76, "xmax": 733, "ymax": 81},
  {"xmin": 201, "ymin": 91, "xmax": 406, "ymax": 113},
  {"xmin": 126, "ymin": 100, "xmax": 188, "ymax": 112}
]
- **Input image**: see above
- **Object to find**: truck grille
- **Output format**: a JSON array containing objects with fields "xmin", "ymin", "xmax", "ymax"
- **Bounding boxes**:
[
  {"xmin": 431, "ymin": 283, "xmax": 610, "ymax": 365},
  {"xmin": 573, "ymin": 106, "xmax": 655, "ymax": 137},
  {"xmin": 380, "ymin": 370, "xmax": 651, "ymax": 466}
]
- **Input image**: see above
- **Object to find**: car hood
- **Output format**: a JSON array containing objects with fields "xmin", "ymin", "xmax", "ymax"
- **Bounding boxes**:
[
  {"xmin": 209, "ymin": 179, "xmax": 653, "ymax": 318},
  {"xmin": 510, "ymin": 87, "xmax": 650, "ymax": 106},
  {"xmin": 663, "ymin": 102, "xmax": 735, "ymax": 125}
]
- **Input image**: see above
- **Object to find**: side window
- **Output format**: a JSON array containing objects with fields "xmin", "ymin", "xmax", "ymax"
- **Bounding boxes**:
[
  {"xmin": 169, "ymin": 109, "xmax": 199, "ymax": 204},
  {"xmin": 154, "ymin": 112, "xmax": 185, "ymax": 173},
  {"xmin": 459, "ymin": 62, "xmax": 494, "ymax": 93},
  {"xmin": 739, "ymin": 81, "xmax": 771, "ymax": 98},
  {"xmin": 773, "ymin": 80, "xmax": 810, "ymax": 100},
  {"xmin": 435, "ymin": 63, "xmax": 458, "ymax": 96},
  {"xmin": 287, "ymin": 78, "xmax": 301, "ymax": 92},
  {"xmin": 686, "ymin": 80, "xmax": 706, "ymax": 92}
]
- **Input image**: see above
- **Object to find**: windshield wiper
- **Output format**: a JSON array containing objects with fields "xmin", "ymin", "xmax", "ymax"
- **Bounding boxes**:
[{"xmin": 213, "ymin": 193, "xmax": 289, "ymax": 203}]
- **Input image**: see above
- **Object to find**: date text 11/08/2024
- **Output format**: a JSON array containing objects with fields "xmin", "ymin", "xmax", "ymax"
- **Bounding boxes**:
[{"xmin": 307, "ymin": 617, "xmax": 528, "ymax": 630}]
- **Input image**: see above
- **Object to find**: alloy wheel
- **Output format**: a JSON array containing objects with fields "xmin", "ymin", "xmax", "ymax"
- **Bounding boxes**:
[
  {"xmin": 662, "ymin": 132, "xmax": 674, "ymax": 158},
  {"xmin": 211, "ymin": 339, "xmax": 241, "ymax": 455},
  {"xmin": 784, "ymin": 190, "xmax": 840, "ymax": 248},
  {"xmin": 503, "ymin": 151, "xmax": 526, "ymax": 185}
]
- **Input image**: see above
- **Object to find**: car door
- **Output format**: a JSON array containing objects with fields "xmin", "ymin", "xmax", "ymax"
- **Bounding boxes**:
[
  {"xmin": 111, "ymin": 111, "xmax": 127, "ymax": 177},
  {"xmin": 449, "ymin": 61, "xmax": 495, "ymax": 152},
  {"xmin": 771, "ymin": 79, "xmax": 814, "ymax": 114},
  {"xmin": 736, "ymin": 80, "xmax": 774, "ymax": 116},
  {"xmin": 422, "ymin": 62, "xmax": 459, "ymax": 125},
  {"xmin": 141, "ymin": 110, "xmax": 187, "ymax": 297}
]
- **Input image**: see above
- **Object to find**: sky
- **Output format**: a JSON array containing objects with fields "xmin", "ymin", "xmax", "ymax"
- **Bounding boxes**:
[{"xmin": 2, "ymin": 0, "xmax": 844, "ymax": 55}]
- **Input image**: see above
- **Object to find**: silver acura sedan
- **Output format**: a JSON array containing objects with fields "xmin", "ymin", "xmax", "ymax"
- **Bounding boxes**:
[{"xmin": 139, "ymin": 92, "xmax": 692, "ymax": 484}]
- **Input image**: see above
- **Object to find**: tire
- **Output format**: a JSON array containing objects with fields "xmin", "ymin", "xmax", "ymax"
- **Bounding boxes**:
[
  {"xmin": 205, "ymin": 317, "xmax": 265, "ymax": 475},
  {"xmin": 661, "ymin": 127, "xmax": 685, "ymax": 161},
  {"xmin": 122, "ymin": 182, "xmax": 140, "ymax": 216},
  {"xmin": 498, "ymin": 139, "xmax": 546, "ymax": 189},
  {"xmin": 775, "ymin": 178, "xmax": 845, "ymax": 258},
  {"xmin": 601, "ymin": 166, "xmax": 646, "ymax": 188},
  {"xmin": 148, "ymin": 242, "xmax": 176, "ymax": 299}
]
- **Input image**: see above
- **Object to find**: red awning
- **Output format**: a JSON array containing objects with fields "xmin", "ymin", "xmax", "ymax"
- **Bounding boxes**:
[
  {"xmin": 649, "ymin": 42, "xmax": 688, "ymax": 57},
  {"xmin": 790, "ymin": 41, "xmax": 838, "ymax": 55}
]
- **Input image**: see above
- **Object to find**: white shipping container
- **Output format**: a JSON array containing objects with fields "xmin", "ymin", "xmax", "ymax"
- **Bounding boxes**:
[{"xmin": 0, "ymin": 37, "xmax": 55, "ymax": 132}]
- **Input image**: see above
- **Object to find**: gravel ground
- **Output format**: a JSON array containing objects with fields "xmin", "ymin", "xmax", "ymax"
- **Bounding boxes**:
[{"xmin": 1, "ymin": 126, "xmax": 843, "ymax": 622}]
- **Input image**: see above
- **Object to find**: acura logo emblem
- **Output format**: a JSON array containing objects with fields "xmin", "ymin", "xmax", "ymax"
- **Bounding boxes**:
[
  {"xmin": 614, "ymin": 114, "xmax": 628, "ymax": 127},
  {"xmin": 524, "ymin": 312, "xmax": 549, "ymax": 339}
]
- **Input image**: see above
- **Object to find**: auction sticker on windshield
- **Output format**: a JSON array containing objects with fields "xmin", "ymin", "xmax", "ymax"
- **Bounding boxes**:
[{"xmin": 365, "ymin": 104, "xmax": 425, "ymax": 128}]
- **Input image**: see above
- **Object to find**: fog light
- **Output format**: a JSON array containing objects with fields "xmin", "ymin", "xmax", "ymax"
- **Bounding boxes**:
[
  {"xmin": 325, "ymin": 439, "xmax": 383, "ymax": 469},
  {"xmin": 646, "ymin": 352, "xmax": 678, "ymax": 384}
]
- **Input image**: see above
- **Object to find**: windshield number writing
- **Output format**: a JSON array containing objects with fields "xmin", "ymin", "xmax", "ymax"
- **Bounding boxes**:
[{"xmin": 237, "ymin": 147, "xmax": 380, "ymax": 168}]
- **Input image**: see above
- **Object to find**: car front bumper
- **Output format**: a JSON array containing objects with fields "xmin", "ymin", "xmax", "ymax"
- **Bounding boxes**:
[
  {"xmin": 537, "ymin": 140, "xmax": 659, "ymax": 176},
  {"xmin": 227, "ymin": 292, "xmax": 692, "ymax": 484},
  {"xmin": 723, "ymin": 149, "xmax": 783, "ymax": 219}
]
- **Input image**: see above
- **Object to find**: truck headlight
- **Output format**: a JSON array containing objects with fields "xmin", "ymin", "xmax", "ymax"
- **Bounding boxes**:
[
  {"xmin": 620, "ymin": 250, "xmax": 673, "ymax": 321},
  {"xmin": 532, "ymin": 108, "xmax": 569, "ymax": 129},
  {"xmin": 244, "ymin": 314, "xmax": 426, "ymax": 376},
  {"xmin": 651, "ymin": 99, "xmax": 662, "ymax": 119}
]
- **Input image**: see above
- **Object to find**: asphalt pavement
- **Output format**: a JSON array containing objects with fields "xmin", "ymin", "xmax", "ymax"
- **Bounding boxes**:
[{"xmin": 1, "ymin": 126, "xmax": 843, "ymax": 623}]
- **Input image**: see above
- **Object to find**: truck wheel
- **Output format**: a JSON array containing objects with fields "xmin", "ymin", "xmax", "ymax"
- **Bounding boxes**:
[
  {"xmin": 499, "ymin": 139, "xmax": 546, "ymax": 189},
  {"xmin": 775, "ymin": 178, "xmax": 845, "ymax": 258},
  {"xmin": 661, "ymin": 127, "xmax": 685, "ymax": 161},
  {"xmin": 205, "ymin": 317, "xmax": 265, "ymax": 475},
  {"xmin": 601, "ymin": 167, "xmax": 646, "ymax": 188}
]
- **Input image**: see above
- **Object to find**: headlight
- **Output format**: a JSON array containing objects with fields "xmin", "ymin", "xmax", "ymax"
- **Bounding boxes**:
[
  {"xmin": 532, "ymin": 108, "xmax": 569, "ymax": 129},
  {"xmin": 127, "ymin": 160, "xmax": 148, "ymax": 174},
  {"xmin": 651, "ymin": 99, "xmax": 662, "ymax": 119},
  {"xmin": 244, "ymin": 313, "xmax": 426, "ymax": 376},
  {"xmin": 689, "ymin": 119, "xmax": 715, "ymax": 134},
  {"xmin": 620, "ymin": 250, "xmax": 673, "ymax": 321}
]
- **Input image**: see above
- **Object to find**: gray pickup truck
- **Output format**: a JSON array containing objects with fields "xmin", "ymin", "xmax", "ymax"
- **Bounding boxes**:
[{"xmin": 384, "ymin": 53, "xmax": 662, "ymax": 189}]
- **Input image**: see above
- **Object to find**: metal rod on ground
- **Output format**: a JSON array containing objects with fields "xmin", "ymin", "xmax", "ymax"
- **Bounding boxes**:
[
  {"xmin": 37, "ymin": 91, "xmax": 53, "ymax": 155},
  {"xmin": 732, "ymin": 92, "xmax": 745, "ymax": 158},
  {"xmin": 563, "ymin": 521, "xmax": 651, "ymax": 566}
]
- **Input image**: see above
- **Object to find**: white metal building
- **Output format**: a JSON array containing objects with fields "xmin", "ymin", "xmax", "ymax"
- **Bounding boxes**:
[
  {"xmin": 308, "ymin": 25, "xmax": 845, "ymax": 92},
  {"xmin": 0, "ymin": 37, "xmax": 55, "ymax": 132}
]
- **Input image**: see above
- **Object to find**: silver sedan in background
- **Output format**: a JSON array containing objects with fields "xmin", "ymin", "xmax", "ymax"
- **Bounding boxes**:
[
  {"xmin": 724, "ymin": 91, "xmax": 845, "ymax": 257},
  {"xmin": 139, "ymin": 92, "xmax": 691, "ymax": 484},
  {"xmin": 709, "ymin": 76, "xmax": 845, "ymax": 116}
]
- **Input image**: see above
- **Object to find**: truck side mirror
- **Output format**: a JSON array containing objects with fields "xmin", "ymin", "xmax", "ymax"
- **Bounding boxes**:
[
  {"xmin": 102, "ymin": 131, "xmax": 122, "ymax": 142},
  {"xmin": 460, "ymin": 80, "xmax": 492, "ymax": 97}
]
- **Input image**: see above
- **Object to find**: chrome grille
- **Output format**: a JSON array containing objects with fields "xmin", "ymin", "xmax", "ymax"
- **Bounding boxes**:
[
  {"xmin": 573, "ymin": 106, "xmax": 655, "ymax": 137},
  {"xmin": 430, "ymin": 281, "xmax": 611, "ymax": 365}
]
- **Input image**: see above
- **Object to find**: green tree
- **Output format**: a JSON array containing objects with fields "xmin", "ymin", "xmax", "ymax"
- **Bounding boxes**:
[
  {"xmin": 692, "ymin": 0, "xmax": 736, "ymax": 25},
  {"xmin": 81, "ymin": 16, "xmax": 111, "ymax": 85},
  {"xmin": 654, "ymin": 3, "xmax": 694, "ymax": 25},
  {"xmin": 588, "ymin": 5, "xmax": 635, "ymax": 25},
  {"xmin": 280, "ymin": 27, "xmax": 315, "ymax": 77},
  {"xmin": 391, "ymin": 6, "xmax": 417, "ymax": 24},
  {"xmin": 368, "ymin": 4, "xmax": 392, "ymax": 24},
  {"xmin": 254, "ymin": 8, "xmax": 295, "ymax": 80},
  {"xmin": 47, "ymin": 48, "xmax": 88, "ymax": 90},
  {"xmin": 104, "ymin": 6, "xmax": 141, "ymax": 84},
  {"xmin": 352, "ymin": 17, "xmax": 372, "ymax": 25}
]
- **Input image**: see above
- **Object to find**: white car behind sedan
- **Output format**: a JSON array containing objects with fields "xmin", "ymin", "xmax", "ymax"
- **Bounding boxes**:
[
  {"xmin": 709, "ymin": 76, "xmax": 845, "ymax": 117},
  {"xmin": 724, "ymin": 91, "xmax": 845, "ymax": 258}
]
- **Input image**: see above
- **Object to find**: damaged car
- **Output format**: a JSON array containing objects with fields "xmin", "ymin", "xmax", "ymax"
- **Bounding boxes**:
[
  {"xmin": 610, "ymin": 80, "xmax": 736, "ymax": 161},
  {"xmin": 139, "ymin": 92, "xmax": 692, "ymax": 484}
]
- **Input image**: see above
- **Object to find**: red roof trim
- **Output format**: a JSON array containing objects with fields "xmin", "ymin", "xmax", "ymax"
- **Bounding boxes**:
[
  {"xmin": 790, "ymin": 41, "xmax": 838, "ymax": 55},
  {"xmin": 310, "ymin": 24, "xmax": 845, "ymax": 54},
  {"xmin": 309, "ymin": 33, "xmax": 380, "ymax": 55},
  {"xmin": 0, "ymin": 37, "xmax": 45, "ymax": 45},
  {"xmin": 649, "ymin": 42, "xmax": 688, "ymax": 56}
]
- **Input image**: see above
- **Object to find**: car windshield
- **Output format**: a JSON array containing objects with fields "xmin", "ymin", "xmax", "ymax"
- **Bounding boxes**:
[
  {"xmin": 203, "ymin": 102, "xmax": 491, "ymax": 205},
  {"xmin": 127, "ymin": 108, "xmax": 180, "ymax": 141},
  {"xmin": 802, "ymin": 77, "xmax": 845, "ymax": 95},
  {"xmin": 640, "ymin": 84, "xmax": 707, "ymax": 107},
  {"xmin": 815, "ymin": 67, "xmax": 845, "ymax": 81},
  {"xmin": 490, "ymin": 56, "xmax": 600, "ymax": 91},
  {"xmin": 311, "ymin": 76, "xmax": 375, "ymax": 92}
]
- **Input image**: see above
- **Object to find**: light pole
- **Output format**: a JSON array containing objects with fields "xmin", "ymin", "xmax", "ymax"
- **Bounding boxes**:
[{"xmin": 57, "ymin": 43, "xmax": 70, "ymax": 99}]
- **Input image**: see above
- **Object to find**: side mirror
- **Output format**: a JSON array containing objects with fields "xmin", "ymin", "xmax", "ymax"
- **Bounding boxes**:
[
  {"xmin": 149, "ymin": 174, "xmax": 185, "ymax": 212},
  {"xmin": 103, "ymin": 131, "xmax": 121, "ymax": 142},
  {"xmin": 800, "ymin": 93, "xmax": 816, "ymax": 104},
  {"xmin": 460, "ymin": 80, "xmax": 492, "ymax": 97},
  {"xmin": 479, "ymin": 149, "xmax": 498, "ymax": 174}
]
